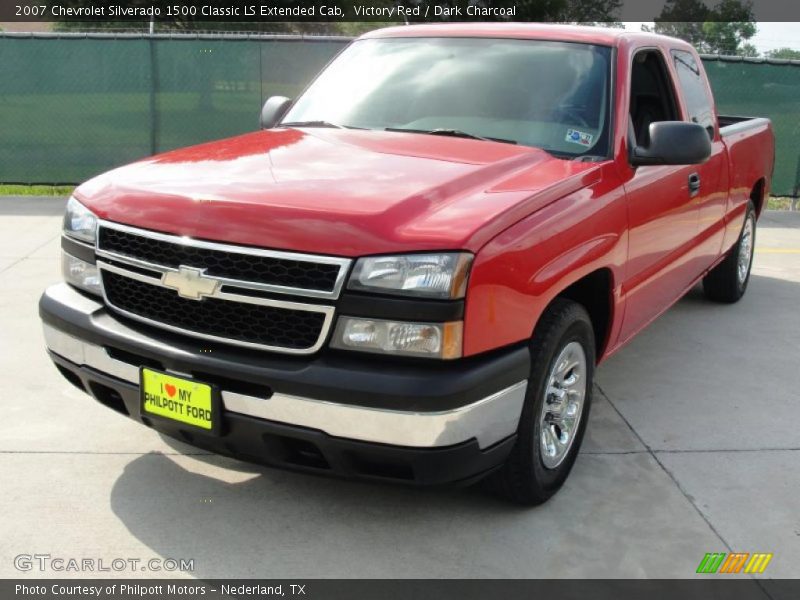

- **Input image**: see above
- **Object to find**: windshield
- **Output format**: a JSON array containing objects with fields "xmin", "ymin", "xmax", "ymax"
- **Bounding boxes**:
[{"xmin": 283, "ymin": 37, "xmax": 612, "ymax": 158}]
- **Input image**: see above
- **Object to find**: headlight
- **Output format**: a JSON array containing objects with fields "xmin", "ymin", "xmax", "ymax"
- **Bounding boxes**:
[
  {"xmin": 63, "ymin": 196, "xmax": 98, "ymax": 244},
  {"xmin": 331, "ymin": 317, "xmax": 462, "ymax": 359},
  {"xmin": 348, "ymin": 253, "xmax": 472, "ymax": 299},
  {"xmin": 61, "ymin": 252, "xmax": 103, "ymax": 296}
]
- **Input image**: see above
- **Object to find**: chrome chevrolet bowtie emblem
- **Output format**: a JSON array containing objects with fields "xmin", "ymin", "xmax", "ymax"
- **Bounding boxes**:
[{"xmin": 162, "ymin": 266, "xmax": 221, "ymax": 300}]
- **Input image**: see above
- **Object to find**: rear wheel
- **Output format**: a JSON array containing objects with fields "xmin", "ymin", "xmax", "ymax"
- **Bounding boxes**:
[
  {"xmin": 702, "ymin": 201, "xmax": 756, "ymax": 303},
  {"xmin": 491, "ymin": 299, "xmax": 595, "ymax": 505}
]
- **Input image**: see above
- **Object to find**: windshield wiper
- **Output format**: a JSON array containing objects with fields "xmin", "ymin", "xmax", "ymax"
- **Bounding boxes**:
[
  {"xmin": 280, "ymin": 120, "xmax": 343, "ymax": 129},
  {"xmin": 281, "ymin": 121, "xmax": 369, "ymax": 131},
  {"xmin": 385, "ymin": 127, "xmax": 517, "ymax": 145}
]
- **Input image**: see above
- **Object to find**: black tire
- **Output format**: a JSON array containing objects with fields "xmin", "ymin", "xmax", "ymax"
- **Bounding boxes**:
[
  {"xmin": 491, "ymin": 298, "xmax": 595, "ymax": 506},
  {"xmin": 702, "ymin": 201, "xmax": 757, "ymax": 303}
]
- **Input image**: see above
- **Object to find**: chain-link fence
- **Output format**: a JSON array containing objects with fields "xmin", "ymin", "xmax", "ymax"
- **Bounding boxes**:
[{"xmin": 1, "ymin": 33, "xmax": 799, "ymax": 196}]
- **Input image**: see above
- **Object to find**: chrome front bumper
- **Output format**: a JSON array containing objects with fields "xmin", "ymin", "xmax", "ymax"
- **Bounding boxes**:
[{"xmin": 41, "ymin": 283, "xmax": 527, "ymax": 450}]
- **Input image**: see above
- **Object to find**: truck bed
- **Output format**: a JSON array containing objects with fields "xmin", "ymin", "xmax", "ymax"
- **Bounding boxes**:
[
  {"xmin": 718, "ymin": 115, "xmax": 771, "ymax": 135},
  {"xmin": 717, "ymin": 114, "xmax": 774, "ymax": 232}
]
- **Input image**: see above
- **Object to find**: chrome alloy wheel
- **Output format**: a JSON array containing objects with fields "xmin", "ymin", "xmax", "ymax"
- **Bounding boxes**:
[
  {"xmin": 738, "ymin": 214, "xmax": 755, "ymax": 285},
  {"xmin": 539, "ymin": 341, "xmax": 588, "ymax": 469}
]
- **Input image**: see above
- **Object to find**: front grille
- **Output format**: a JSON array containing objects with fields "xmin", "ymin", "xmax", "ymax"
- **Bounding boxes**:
[
  {"xmin": 94, "ymin": 222, "xmax": 348, "ymax": 353},
  {"xmin": 99, "ymin": 226, "xmax": 341, "ymax": 292},
  {"xmin": 103, "ymin": 270, "xmax": 327, "ymax": 351}
]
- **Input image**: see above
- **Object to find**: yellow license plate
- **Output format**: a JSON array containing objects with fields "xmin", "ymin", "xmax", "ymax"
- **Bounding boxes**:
[{"xmin": 140, "ymin": 368, "xmax": 217, "ymax": 433}]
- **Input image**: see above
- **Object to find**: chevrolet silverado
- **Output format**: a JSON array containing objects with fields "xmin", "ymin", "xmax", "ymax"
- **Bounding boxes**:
[{"xmin": 41, "ymin": 24, "xmax": 775, "ymax": 504}]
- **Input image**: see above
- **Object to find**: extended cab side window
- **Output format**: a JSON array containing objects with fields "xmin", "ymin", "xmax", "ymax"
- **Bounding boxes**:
[
  {"xmin": 671, "ymin": 50, "xmax": 715, "ymax": 139},
  {"xmin": 629, "ymin": 50, "xmax": 680, "ymax": 149}
]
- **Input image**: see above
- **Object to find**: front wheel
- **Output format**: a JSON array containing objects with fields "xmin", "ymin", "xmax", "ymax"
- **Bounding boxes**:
[
  {"xmin": 703, "ymin": 201, "xmax": 756, "ymax": 303},
  {"xmin": 491, "ymin": 299, "xmax": 595, "ymax": 505}
]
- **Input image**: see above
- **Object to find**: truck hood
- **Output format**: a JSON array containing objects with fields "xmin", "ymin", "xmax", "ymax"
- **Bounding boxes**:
[{"xmin": 77, "ymin": 128, "xmax": 600, "ymax": 257}]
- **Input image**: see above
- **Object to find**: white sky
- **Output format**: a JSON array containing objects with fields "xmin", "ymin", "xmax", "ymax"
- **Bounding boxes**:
[{"xmin": 624, "ymin": 22, "xmax": 800, "ymax": 53}]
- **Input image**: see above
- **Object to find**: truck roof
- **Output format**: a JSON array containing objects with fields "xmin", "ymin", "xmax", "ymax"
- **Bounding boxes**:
[{"xmin": 361, "ymin": 23, "xmax": 692, "ymax": 51}]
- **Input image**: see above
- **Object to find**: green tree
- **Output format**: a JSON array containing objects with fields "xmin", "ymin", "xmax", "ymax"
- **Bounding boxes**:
[
  {"xmin": 738, "ymin": 43, "xmax": 759, "ymax": 57},
  {"xmin": 650, "ymin": 0, "xmax": 757, "ymax": 56},
  {"xmin": 766, "ymin": 47, "xmax": 800, "ymax": 60},
  {"xmin": 644, "ymin": 0, "xmax": 709, "ymax": 43},
  {"xmin": 562, "ymin": 0, "xmax": 623, "ymax": 24}
]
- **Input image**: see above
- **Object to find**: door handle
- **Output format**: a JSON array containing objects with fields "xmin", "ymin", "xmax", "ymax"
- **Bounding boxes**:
[{"xmin": 688, "ymin": 173, "xmax": 701, "ymax": 197}]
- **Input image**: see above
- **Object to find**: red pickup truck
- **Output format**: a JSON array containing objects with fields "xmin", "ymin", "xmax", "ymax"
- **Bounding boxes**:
[{"xmin": 41, "ymin": 24, "xmax": 774, "ymax": 505}]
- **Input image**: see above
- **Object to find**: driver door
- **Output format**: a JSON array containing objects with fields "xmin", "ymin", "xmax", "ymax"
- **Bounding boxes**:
[{"xmin": 619, "ymin": 49, "xmax": 701, "ymax": 342}]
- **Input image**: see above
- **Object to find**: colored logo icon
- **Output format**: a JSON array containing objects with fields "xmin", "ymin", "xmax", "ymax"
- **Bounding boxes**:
[{"xmin": 696, "ymin": 552, "xmax": 773, "ymax": 574}]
